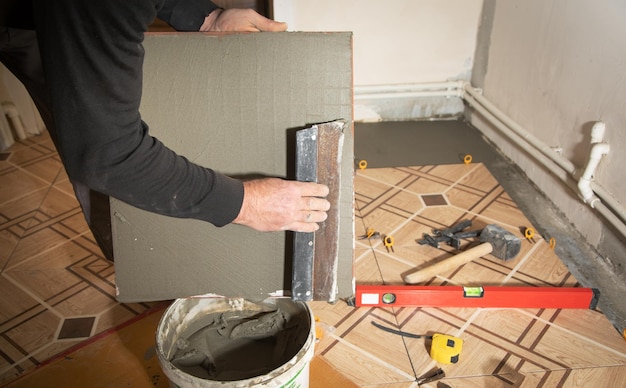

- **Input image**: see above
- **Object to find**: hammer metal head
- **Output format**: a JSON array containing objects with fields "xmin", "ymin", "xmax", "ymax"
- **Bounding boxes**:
[{"xmin": 479, "ymin": 224, "xmax": 521, "ymax": 261}]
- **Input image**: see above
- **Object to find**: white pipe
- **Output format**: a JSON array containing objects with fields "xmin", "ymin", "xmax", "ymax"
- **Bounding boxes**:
[
  {"xmin": 353, "ymin": 79, "xmax": 626, "ymax": 233},
  {"xmin": 354, "ymin": 81, "xmax": 464, "ymax": 101},
  {"xmin": 577, "ymin": 138, "xmax": 609, "ymax": 207},
  {"xmin": 462, "ymin": 83, "xmax": 577, "ymax": 176},
  {"xmin": 595, "ymin": 201, "xmax": 626, "ymax": 238},
  {"xmin": 576, "ymin": 121, "xmax": 607, "ymax": 208},
  {"xmin": 591, "ymin": 182, "xmax": 626, "ymax": 223},
  {"xmin": 576, "ymin": 122, "xmax": 626, "ymax": 222},
  {"xmin": 1, "ymin": 102, "xmax": 27, "ymax": 140},
  {"xmin": 355, "ymin": 90, "xmax": 461, "ymax": 100},
  {"xmin": 590, "ymin": 121, "xmax": 606, "ymax": 143},
  {"xmin": 463, "ymin": 91, "xmax": 574, "ymax": 185},
  {"xmin": 461, "ymin": 82, "xmax": 626, "ymax": 235},
  {"xmin": 355, "ymin": 81, "xmax": 464, "ymax": 93}
]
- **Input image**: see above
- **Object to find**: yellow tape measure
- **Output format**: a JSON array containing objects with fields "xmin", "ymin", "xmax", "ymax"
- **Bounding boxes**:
[
  {"xmin": 358, "ymin": 160, "xmax": 367, "ymax": 170},
  {"xmin": 430, "ymin": 333, "xmax": 463, "ymax": 364}
]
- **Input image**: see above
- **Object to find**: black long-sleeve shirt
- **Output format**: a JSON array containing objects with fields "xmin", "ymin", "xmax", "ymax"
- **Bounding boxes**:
[{"xmin": 4, "ymin": 0, "xmax": 244, "ymax": 227}]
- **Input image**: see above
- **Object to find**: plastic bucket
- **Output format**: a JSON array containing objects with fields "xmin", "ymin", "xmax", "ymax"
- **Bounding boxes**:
[{"xmin": 156, "ymin": 296, "xmax": 315, "ymax": 388}]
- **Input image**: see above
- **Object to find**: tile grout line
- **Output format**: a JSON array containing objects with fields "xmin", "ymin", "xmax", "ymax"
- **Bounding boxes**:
[
  {"xmin": 353, "ymin": 246, "xmax": 371, "ymax": 263},
  {"xmin": 326, "ymin": 331, "xmax": 416, "ymax": 382},
  {"xmin": 2, "ymin": 153, "xmax": 62, "ymax": 189},
  {"xmin": 442, "ymin": 163, "xmax": 483, "ymax": 195},
  {"xmin": 457, "ymin": 308, "xmax": 483, "ymax": 336},
  {"xmin": 355, "ymin": 169, "xmax": 435, "ymax": 201},
  {"xmin": 0, "ymin": 137, "xmax": 73, "ymax": 381},
  {"xmin": 0, "ymin": 336, "xmax": 77, "ymax": 378},
  {"xmin": 1, "ymin": 164, "xmax": 65, "ymax": 275},
  {"xmin": 0, "ymin": 186, "xmax": 48, "ymax": 209},
  {"xmin": 1, "ymin": 272, "xmax": 65, "ymax": 321},
  {"xmin": 514, "ymin": 308, "xmax": 626, "ymax": 359},
  {"xmin": 3, "ymin": 230, "xmax": 92, "ymax": 273}
]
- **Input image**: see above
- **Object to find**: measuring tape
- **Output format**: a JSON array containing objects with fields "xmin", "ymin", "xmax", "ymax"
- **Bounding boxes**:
[
  {"xmin": 371, "ymin": 321, "xmax": 463, "ymax": 365},
  {"xmin": 430, "ymin": 333, "xmax": 464, "ymax": 364}
]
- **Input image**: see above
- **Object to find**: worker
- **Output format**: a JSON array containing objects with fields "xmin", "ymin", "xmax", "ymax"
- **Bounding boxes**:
[{"xmin": 0, "ymin": 0, "xmax": 330, "ymax": 261}]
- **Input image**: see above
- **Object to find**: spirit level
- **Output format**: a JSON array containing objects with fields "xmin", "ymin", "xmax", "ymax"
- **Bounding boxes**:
[{"xmin": 355, "ymin": 285, "xmax": 599, "ymax": 309}]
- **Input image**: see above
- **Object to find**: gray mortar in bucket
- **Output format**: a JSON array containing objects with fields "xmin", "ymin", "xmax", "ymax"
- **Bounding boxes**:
[{"xmin": 157, "ymin": 296, "xmax": 313, "ymax": 385}]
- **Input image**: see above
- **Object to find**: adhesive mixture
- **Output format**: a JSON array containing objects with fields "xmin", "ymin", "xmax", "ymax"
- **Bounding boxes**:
[{"xmin": 169, "ymin": 301, "xmax": 309, "ymax": 381}]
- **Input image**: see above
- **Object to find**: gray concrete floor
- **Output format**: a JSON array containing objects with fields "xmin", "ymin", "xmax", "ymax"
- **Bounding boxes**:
[{"xmin": 355, "ymin": 119, "xmax": 625, "ymax": 333}]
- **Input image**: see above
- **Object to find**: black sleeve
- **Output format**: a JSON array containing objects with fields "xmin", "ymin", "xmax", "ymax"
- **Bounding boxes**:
[
  {"xmin": 157, "ymin": 0, "xmax": 221, "ymax": 31},
  {"xmin": 32, "ymin": 0, "xmax": 244, "ymax": 227}
]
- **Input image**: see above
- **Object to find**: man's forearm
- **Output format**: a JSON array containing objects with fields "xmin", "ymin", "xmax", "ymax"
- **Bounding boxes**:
[{"xmin": 33, "ymin": 0, "xmax": 244, "ymax": 226}]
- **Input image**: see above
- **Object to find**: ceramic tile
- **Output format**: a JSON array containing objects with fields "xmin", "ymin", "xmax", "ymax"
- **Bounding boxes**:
[
  {"xmin": 27, "ymin": 338, "xmax": 83, "ymax": 365},
  {"xmin": 0, "ymin": 168, "xmax": 49, "ymax": 205},
  {"xmin": 0, "ymin": 336, "xmax": 25, "ymax": 371},
  {"xmin": 0, "ymin": 188, "xmax": 48, "ymax": 221},
  {"xmin": 58, "ymin": 316, "xmax": 96, "ymax": 339},
  {"xmin": 21, "ymin": 156, "xmax": 64, "ymax": 185},
  {"xmin": 2, "ymin": 133, "xmax": 625, "ymax": 387},
  {"xmin": 4, "ymin": 228, "xmax": 80, "ymax": 271},
  {"xmin": 0, "ymin": 135, "xmax": 160, "ymax": 385},
  {"xmin": 354, "ymin": 249, "xmax": 384, "ymax": 284},
  {"xmin": 310, "ymin": 163, "xmax": 626, "ymax": 386},
  {"xmin": 37, "ymin": 186, "xmax": 79, "ymax": 219},
  {"xmin": 5, "ymin": 146, "xmax": 47, "ymax": 167},
  {"xmin": 4, "ymin": 309, "xmax": 60, "ymax": 354},
  {"xmin": 0, "ymin": 277, "xmax": 40, "ymax": 322},
  {"xmin": 93, "ymin": 304, "xmax": 142, "ymax": 333}
]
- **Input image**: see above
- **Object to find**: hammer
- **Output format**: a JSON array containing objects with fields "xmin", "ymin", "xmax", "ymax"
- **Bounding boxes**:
[{"xmin": 403, "ymin": 224, "xmax": 521, "ymax": 284}]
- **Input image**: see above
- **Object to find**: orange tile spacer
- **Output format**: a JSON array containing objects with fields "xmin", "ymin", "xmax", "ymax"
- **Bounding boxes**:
[
  {"xmin": 384, "ymin": 235, "xmax": 395, "ymax": 253},
  {"xmin": 314, "ymin": 316, "xmax": 324, "ymax": 342}
]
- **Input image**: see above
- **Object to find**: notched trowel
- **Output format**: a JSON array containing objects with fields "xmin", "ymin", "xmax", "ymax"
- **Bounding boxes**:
[{"xmin": 292, "ymin": 120, "xmax": 345, "ymax": 303}]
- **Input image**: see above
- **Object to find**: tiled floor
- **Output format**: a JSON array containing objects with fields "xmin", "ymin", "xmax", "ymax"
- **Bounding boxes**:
[
  {"xmin": 0, "ymin": 130, "xmax": 159, "ymax": 384},
  {"xmin": 311, "ymin": 164, "xmax": 626, "ymax": 386},
  {"xmin": 1, "ymin": 130, "xmax": 626, "ymax": 387}
]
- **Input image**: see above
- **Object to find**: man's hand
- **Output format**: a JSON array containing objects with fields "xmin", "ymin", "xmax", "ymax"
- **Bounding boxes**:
[
  {"xmin": 200, "ymin": 8, "xmax": 288, "ymax": 32},
  {"xmin": 233, "ymin": 178, "xmax": 330, "ymax": 233}
]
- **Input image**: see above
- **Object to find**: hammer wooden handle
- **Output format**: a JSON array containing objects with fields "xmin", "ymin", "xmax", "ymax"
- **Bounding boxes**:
[{"xmin": 403, "ymin": 242, "xmax": 494, "ymax": 284}]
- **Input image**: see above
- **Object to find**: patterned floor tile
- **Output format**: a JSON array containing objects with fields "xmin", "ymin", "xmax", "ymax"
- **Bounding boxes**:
[
  {"xmin": 311, "ymin": 163, "xmax": 626, "ymax": 386},
  {"xmin": 1, "ymin": 131, "xmax": 625, "ymax": 387},
  {"xmin": 0, "ymin": 135, "xmax": 164, "ymax": 385},
  {"xmin": 58, "ymin": 316, "xmax": 96, "ymax": 339}
]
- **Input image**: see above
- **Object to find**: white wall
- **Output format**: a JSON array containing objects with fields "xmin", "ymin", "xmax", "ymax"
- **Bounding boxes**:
[
  {"xmin": 3, "ymin": 1, "xmax": 484, "ymax": 129},
  {"xmin": 469, "ymin": 0, "xmax": 626, "ymax": 272},
  {"xmin": 0, "ymin": 65, "xmax": 44, "ymax": 149},
  {"xmin": 273, "ymin": 0, "xmax": 483, "ymax": 121}
]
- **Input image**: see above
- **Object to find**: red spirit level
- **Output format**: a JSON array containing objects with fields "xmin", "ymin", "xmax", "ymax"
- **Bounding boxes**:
[{"xmin": 355, "ymin": 285, "xmax": 599, "ymax": 309}]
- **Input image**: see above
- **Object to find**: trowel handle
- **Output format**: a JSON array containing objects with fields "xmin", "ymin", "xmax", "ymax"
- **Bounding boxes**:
[{"xmin": 403, "ymin": 242, "xmax": 494, "ymax": 284}]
